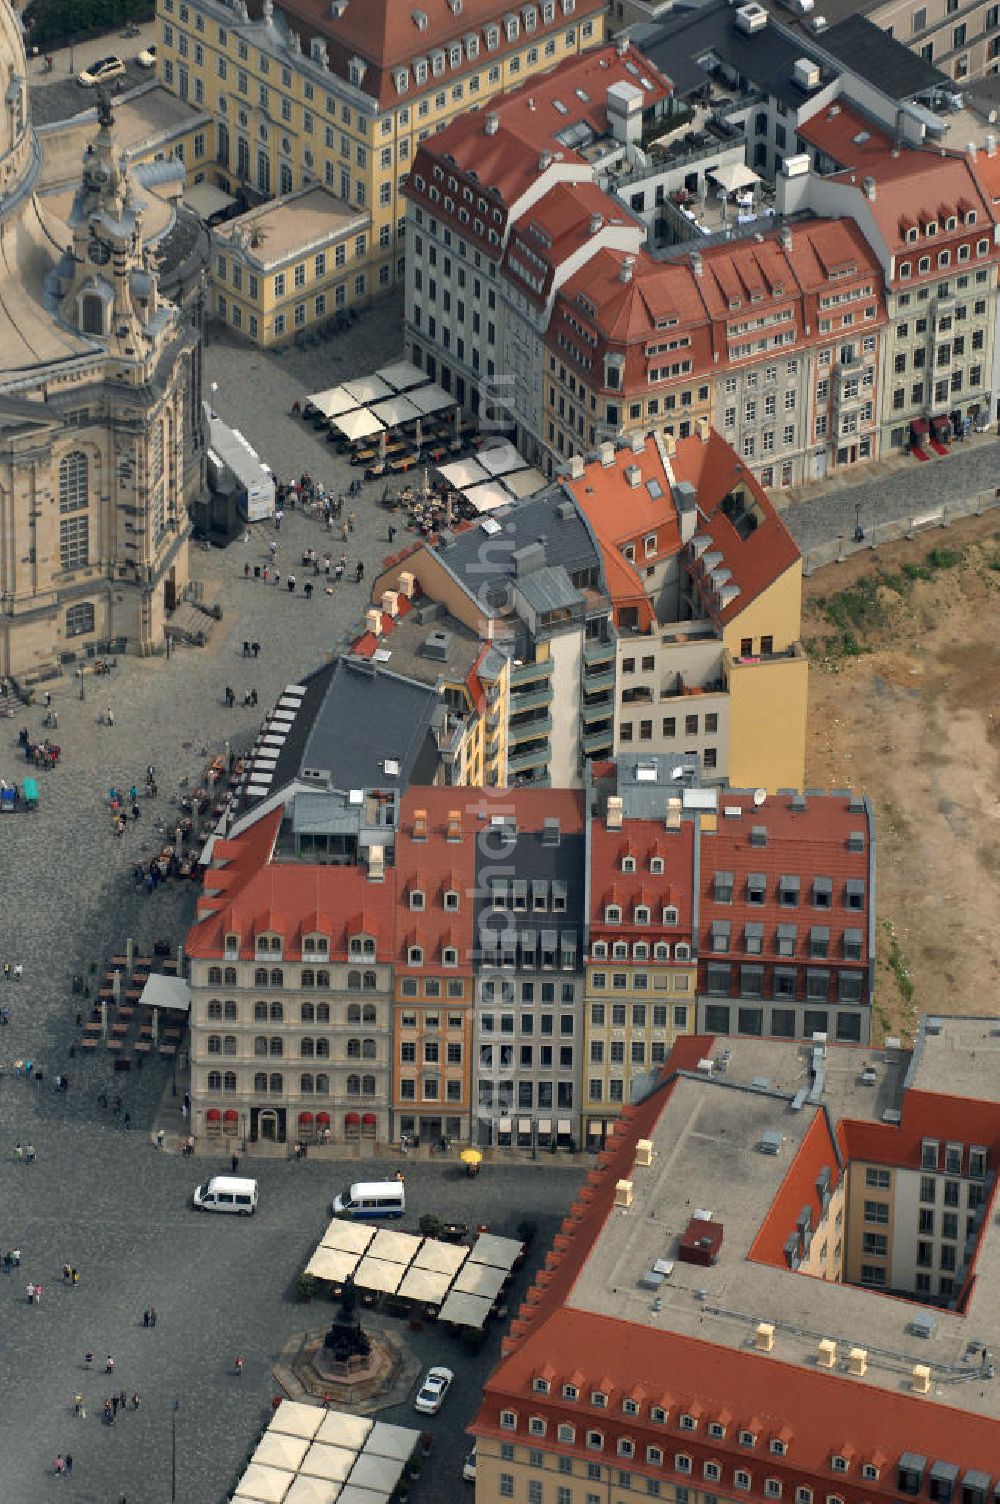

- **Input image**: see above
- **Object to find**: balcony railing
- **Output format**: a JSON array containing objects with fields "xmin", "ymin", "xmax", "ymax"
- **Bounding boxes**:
[
  {"xmin": 581, "ymin": 696, "xmax": 614, "ymax": 723},
  {"xmin": 508, "ymin": 714, "xmax": 553, "ymax": 744},
  {"xmin": 582, "ymin": 666, "xmax": 615, "ymax": 693},
  {"xmin": 511, "ymin": 657, "xmax": 554, "ymax": 687},
  {"xmin": 507, "ymin": 743, "xmax": 551, "ymax": 774},
  {"xmin": 583, "ymin": 638, "xmax": 615, "ymax": 667},
  {"xmin": 510, "ymin": 683, "xmax": 554, "ymax": 714},
  {"xmin": 582, "ymin": 727, "xmax": 614, "ymax": 755}
]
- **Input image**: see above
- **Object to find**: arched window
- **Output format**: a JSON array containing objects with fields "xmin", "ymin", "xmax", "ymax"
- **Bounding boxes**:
[
  {"xmin": 223, "ymin": 1036, "xmax": 237, "ymax": 1056},
  {"xmin": 269, "ymin": 1072, "xmax": 283, "ymax": 1094},
  {"xmin": 254, "ymin": 1036, "xmax": 268, "ymax": 1056},
  {"xmin": 316, "ymin": 969, "xmax": 330, "ymax": 989},
  {"xmin": 362, "ymin": 1038, "xmax": 377, "ymax": 1059},
  {"xmin": 315, "ymin": 1038, "xmax": 330, "ymax": 1058},
  {"xmin": 316, "ymin": 1003, "xmax": 330, "ymax": 1024},
  {"xmin": 224, "ymin": 966, "xmax": 238, "ymax": 986},
  {"xmin": 81, "ymin": 294, "xmax": 106, "ymax": 335},
  {"xmin": 347, "ymin": 1038, "xmax": 361, "ymax": 1058},
  {"xmin": 347, "ymin": 1004, "xmax": 361, "ymax": 1025},
  {"xmin": 223, "ymin": 1000, "xmax": 238, "ymax": 1021},
  {"xmin": 269, "ymin": 1037, "xmax": 283, "ymax": 1057},
  {"xmin": 301, "ymin": 1037, "xmax": 315, "ymax": 1058},
  {"xmin": 208, "ymin": 1035, "xmax": 222, "ymax": 1054},
  {"xmin": 207, "ymin": 1000, "xmax": 222, "ymax": 1021},
  {"xmin": 269, "ymin": 1001, "xmax": 284, "ymax": 1022},
  {"xmin": 315, "ymin": 1073, "xmax": 330, "ymax": 1095},
  {"xmin": 347, "ymin": 970, "xmax": 362, "ymax": 991},
  {"xmin": 363, "ymin": 971, "xmax": 377, "ymax": 991},
  {"xmin": 303, "ymin": 937, "xmax": 316, "ymax": 954},
  {"xmin": 301, "ymin": 968, "xmax": 315, "ymax": 989},
  {"xmin": 346, "ymin": 1073, "xmax": 360, "ymax": 1095},
  {"xmin": 270, "ymin": 937, "xmax": 281, "ymax": 954},
  {"xmin": 270, "ymin": 968, "xmax": 283, "ymax": 987},
  {"xmin": 208, "ymin": 967, "xmax": 222, "ymax": 985},
  {"xmin": 254, "ymin": 1072, "xmax": 267, "ymax": 1092},
  {"xmin": 255, "ymin": 967, "xmax": 268, "ymax": 986},
  {"xmin": 223, "ymin": 1072, "xmax": 237, "ymax": 1093},
  {"xmin": 362, "ymin": 1004, "xmax": 377, "ymax": 1024},
  {"xmin": 301, "ymin": 1002, "xmax": 315, "ymax": 1023},
  {"xmin": 300, "ymin": 1073, "xmax": 314, "ymax": 1094},
  {"xmin": 207, "ymin": 1071, "xmax": 222, "ymax": 1092},
  {"xmin": 364, "ymin": 938, "xmax": 375, "ymax": 956},
  {"xmin": 362, "ymin": 1074, "xmax": 376, "ymax": 1095},
  {"xmin": 254, "ymin": 1001, "xmax": 267, "ymax": 1022},
  {"xmin": 59, "ymin": 451, "xmax": 89, "ymax": 513}
]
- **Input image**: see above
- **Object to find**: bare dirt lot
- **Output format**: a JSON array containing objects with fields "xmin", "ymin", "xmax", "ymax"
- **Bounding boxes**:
[{"xmin": 802, "ymin": 511, "xmax": 1000, "ymax": 1042}]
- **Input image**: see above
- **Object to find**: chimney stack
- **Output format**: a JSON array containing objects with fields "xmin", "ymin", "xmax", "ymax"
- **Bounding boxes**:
[
  {"xmin": 485, "ymin": 112, "xmax": 499, "ymax": 136},
  {"xmin": 446, "ymin": 808, "xmax": 462, "ymax": 841},
  {"xmin": 413, "ymin": 809, "xmax": 428, "ymax": 841},
  {"xmin": 690, "ymin": 249, "xmax": 703, "ymax": 277},
  {"xmin": 365, "ymin": 607, "xmax": 382, "ymax": 635},
  {"xmin": 630, "ymin": 430, "xmax": 645, "ymax": 453},
  {"xmin": 590, "ymin": 211, "xmax": 603, "ymax": 235},
  {"xmin": 625, "ymin": 463, "xmax": 642, "ymax": 487},
  {"xmin": 695, "ymin": 416, "xmax": 710, "ymax": 444},
  {"xmin": 619, "ymin": 255, "xmax": 636, "ymax": 284},
  {"xmin": 606, "ymin": 795, "xmax": 623, "ymax": 830},
  {"xmin": 397, "ymin": 569, "xmax": 416, "ymax": 597},
  {"xmin": 862, "ymin": 175, "xmax": 877, "ymax": 199},
  {"xmin": 780, "ymin": 224, "xmax": 793, "ymax": 253}
]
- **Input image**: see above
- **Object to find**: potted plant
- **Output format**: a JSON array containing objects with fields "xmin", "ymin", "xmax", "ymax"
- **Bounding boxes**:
[{"xmin": 296, "ymin": 1272, "xmax": 319, "ymax": 1303}]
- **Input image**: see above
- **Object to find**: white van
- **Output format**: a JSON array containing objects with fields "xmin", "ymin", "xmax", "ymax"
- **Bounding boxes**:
[
  {"xmin": 193, "ymin": 1175, "xmax": 258, "ymax": 1215},
  {"xmin": 333, "ymin": 1180, "xmax": 405, "ymax": 1219}
]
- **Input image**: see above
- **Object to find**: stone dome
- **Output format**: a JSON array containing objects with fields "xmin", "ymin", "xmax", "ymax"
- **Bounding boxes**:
[{"xmin": 0, "ymin": 0, "xmax": 35, "ymax": 211}]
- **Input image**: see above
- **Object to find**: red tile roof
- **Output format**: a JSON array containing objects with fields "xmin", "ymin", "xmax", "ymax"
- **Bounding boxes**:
[
  {"xmin": 749, "ymin": 1110, "xmax": 843, "ymax": 1270},
  {"xmin": 588, "ymin": 814, "xmax": 695, "ymax": 937},
  {"xmin": 259, "ymin": 0, "xmax": 606, "ymax": 109},
  {"xmin": 504, "ymin": 181, "xmax": 641, "ymax": 308},
  {"xmin": 395, "ymin": 787, "xmax": 479, "ymax": 972},
  {"xmin": 474, "ymin": 1039, "xmax": 1000, "ymax": 1475}
]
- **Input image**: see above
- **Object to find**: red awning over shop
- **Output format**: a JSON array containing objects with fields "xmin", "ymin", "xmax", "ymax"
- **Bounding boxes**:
[
  {"xmin": 362, "ymin": 1113, "xmax": 377, "ymax": 1125},
  {"xmin": 910, "ymin": 418, "xmax": 929, "ymax": 435},
  {"xmin": 345, "ymin": 1112, "xmax": 361, "ymax": 1125},
  {"xmin": 206, "ymin": 1108, "xmax": 221, "ymax": 1121},
  {"xmin": 317, "ymin": 1112, "xmax": 331, "ymax": 1125},
  {"xmin": 298, "ymin": 1111, "xmax": 314, "ymax": 1124},
  {"xmin": 223, "ymin": 1109, "xmax": 238, "ymax": 1121}
]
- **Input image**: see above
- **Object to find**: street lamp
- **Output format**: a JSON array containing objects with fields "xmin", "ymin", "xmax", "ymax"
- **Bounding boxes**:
[
  {"xmin": 171, "ymin": 1397, "xmax": 180, "ymax": 1502},
  {"xmin": 854, "ymin": 503, "xmax": 864, "ymax": 544},
  {"xmin": 210, "ymin": 381, "xmax": 219, "ymax": 418}
]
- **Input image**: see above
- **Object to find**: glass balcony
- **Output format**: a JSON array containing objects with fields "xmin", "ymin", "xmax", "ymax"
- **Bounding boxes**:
[
  {"xmin": 582, "ymin": 727, "xmax": 614, "ymax": 755},
  {"xmin": 508, "ymin": 714, "xmax": 553, "ymax": 744},
  {"xmin": 583, "ymin": 638, "xmax": 615, "ymax": 667},
  {"xmin": 582, "ymin": 666, "xmax": 615, "ymax": 693},
  {"xmin": 510, "ymin": 683, "xmax": 554, "ymax": 713},
  {"xmin": 511, "ymin": 657, "xmax": 554, "ymax": 687},
  {"xmin": 507, "ymin": 742, "xmax": 550, "ymax": 773}
]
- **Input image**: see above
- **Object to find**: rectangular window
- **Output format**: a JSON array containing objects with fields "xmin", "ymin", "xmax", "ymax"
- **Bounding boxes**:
[{"xmin": 60, "ymin": 515, "xmax": 89, "ymax": 571}]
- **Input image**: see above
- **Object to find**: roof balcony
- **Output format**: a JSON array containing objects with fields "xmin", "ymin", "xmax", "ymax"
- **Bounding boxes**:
[{"xmin": 511, "ymin": 657, "xmax": 554, "ymax": 687}]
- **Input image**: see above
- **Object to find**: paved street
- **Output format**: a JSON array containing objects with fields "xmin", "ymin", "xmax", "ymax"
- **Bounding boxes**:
[{"xmin": 777, "ymin": 434, "xmax": 1000, "ymax": 553}]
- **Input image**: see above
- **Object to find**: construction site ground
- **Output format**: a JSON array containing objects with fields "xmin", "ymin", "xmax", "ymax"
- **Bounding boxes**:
[{"xmin": 801, "ymin": 510, "xmax": 1000, "ymax": 1043}]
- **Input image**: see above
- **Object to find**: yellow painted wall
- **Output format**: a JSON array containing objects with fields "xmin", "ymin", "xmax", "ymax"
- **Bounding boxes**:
[
  {"xmin": 720, "ymin": 559, "xmax": 803, "ymax": 657},
  {"xmin": 726, "ymin": 649, "xmax": 808, "ymax": 793}
]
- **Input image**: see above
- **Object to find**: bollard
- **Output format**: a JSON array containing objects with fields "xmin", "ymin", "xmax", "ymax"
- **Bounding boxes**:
[{"xmin": 837, "ymin": 535, "xmax": 845, "ymax": 564}]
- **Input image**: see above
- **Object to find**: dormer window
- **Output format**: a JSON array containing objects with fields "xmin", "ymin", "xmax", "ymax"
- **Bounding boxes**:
[
  {"xmin": 650, "ymin": 857, "xmax": 664, "ymax": 875},
  {"xmin": 861, "ymin": 1465, "xmax": 879, "ymax": 1481},
  {"xmin": 408, "ymin": 945, "xmax": 423, "ymax": 965},
  {"xmin": 770, "ymin": 1439, "xmax": 788, "ymax": 1456},
  {"xmin": 410, "ymin": 890, "xmax": 425, "ymax": 911},
  {"xmin": 623, "ymin": 1398, "xmax": 639, "ymax": 1415},
  {"xmin": 500, "ymin": 1410, "xmax": 517, "ymax": 1429},
  {"xmin": 739, "ymin": 1431, "xmax": 757, "ymax": 1448},
  {"xmin": 558, "ymin": 1423, "xmax": 576, "ymax": 1442},
  {"xmin": 622, "ymin": 855, "xmax": 637, "ymax": 873},
  {"xmin": 633, "ymin": 942, "xmax": 648, "ymax": 960},
  {"xmin": 964, "ymin": 209, "xmax": 977, "ymax": 225},
  {"xmin": 612, "ymin": 942, "xmax": 628, "ymax": 960},
  {"xmin": 528, "ymin": 1417, "xmax": 546, "ymax": 1436},
  {"xmin": 654, "ymin": 942, "xmax": 669, "ymax": 960},
  {"xmin": 662, "ymin": 905, "xmax": 678, "ymax": 926},
  {"xmin": 831, "ymin": 1456, "xmax": 848, "ymax": 1473},
  {"xmin": 442, "ymin": 947, "xmax": 458, "ymax": 967},
  {"xmin": 444, "ymin": 890, "xmax": 459, "ymax": 910},
  {"xmin": 674, "ymin": 942, "xmax": 691, "ymax": 961},
  {"xmin": 925, "ymin": 221, "xmax": 937, "ymax": 237},
  {"xmin": 532, "ymin": 1377, "xmax": 550, "ymax": 1394},
  {"xmin": 393, "ymin": 68, "xmax": 409, "ymax": 92},
  {"xmin": 618, "ymin": 1439, "xmax": 635, "ymax": 1458},
  {"xmin": 680, "ymin": 1413, "xmax": 697, "ymax": 1431},
  {"xmin": 605, "ymin": 905, "xmax": 622, "ymax": 924},
  {"xmin": 224, "ymin": 932, "xmax": 239, "ymax": 955},
  {"xmin": 592, "ymin": 941, "xmax": 608, "ymax": 959},
  {"xmin": 945, "ymin": 216, "xmax": 957, "ymax": 231},
  {"xmin": 591, "ymin": 1391, "xmax": 608, "ymax": 1408},
  {"xmin": 650, "ymin": 1406, "xmax": 666, "ymax": 1424},
  {"xmin": 634, "ymin": 905, "xmax": 650, "ymax": 925},
  {"xmin": 563, "ymin": 1384, "xmax": 579, "ymax": 1400},
  {"xmin": 906, "ymin": 226, "xmax": 918, "ymax": 242}
]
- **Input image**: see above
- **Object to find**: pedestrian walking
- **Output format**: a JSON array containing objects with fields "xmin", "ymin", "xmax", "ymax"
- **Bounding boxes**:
[
  {"xmin": 73, "ymin": 1393, "xmax": 85, "ymax": 1417},
  {"xmin": 25, "ymin": 1142, "xmax": 35, "ymax": 1164},
  {"xmin": 34, "ymin": 1283, "xmax": 42, "ymax": 1303},
  {"xmin": 244, "ymin": 561, "xmax": 250, "ymax": 578},
  {"xmin": 348, "ymin": 510, "xmax": 357, "ymax": 532},
  {"xmin": 54, "ymin": 1455, "xmax": 65, "ymax": 1477},
  {"xmin": 156, "ymin": 1128, "xmax": 165, "ymax": 1151},
  {"xmin": 26, "ymin": 1282, "xmax": 34, "ymax": 1304},
  {"xmin": 287, "ymin": 573, "xmax": 296, "ymax": 593},
  {"xmin": 84, "ymin": 1352, "xmax": 94, "ymax": 1369},
  {"xmin": 71, "ymin": 1267, "xmax": 79, "ymax": 1286},
  {"xmin": 119, "ymin": 1389, "xmax": 127, "ymax": 1411},
  {"xmin": 304, "ymin": 580, "xmax": 313, "ymax": 600},
  {"xmin": 149, "ymin": 1306, "xmax": 157, "ymax": 1327},
  {"xmin": 235, "ymin": 1355, "xmax": 245, "ymax": 1377},
  {"xmin": 388, "ymin": 524, "xmax": 396, "ymax": 544},
  {"xmin": 65, "ymin": 1455, "xmax": 73, "ymax": 1475},
  {"xmin": 111, "ymin": 1394, "xmax": 119, "ymax": 1417},
  {"xmin": 123, "ymin": 1111, "xmax": 131, "ymax": 1131},
  {"xmin": 106, "ymin": 1355, "xmax": 115, "ymax": 1374},
  {"xmin": 143, "ymin": 1308, "xmax": 150, "ymax": 1327},
  {"xmin": 13, "ymin": 1141, "xmax": 21, "ymax": 1161},
  {"xmin": 106, "ymin": 706, "xmax": 114, "ymax": 727},
  {"xmin": 243, "ymin": 640, "xmax": 251, "ymax": 658},
  {"xmin": 274, "ymin": 571, "xmax": 281, "ymax": 589},
  {"xmin": 269, "ymin": 539, "xmax": 278, "ymax": 560},
  {"xmin": 132, "ymin": 1393, "xmax": 141, "ymax": 1410},
  {"xmin": 340, "ymin": 520, "xmax": 349, "ymax": 541},
  {"xmin": 252, "ymin": 640, "xmax": 260, "ymax": 658}
]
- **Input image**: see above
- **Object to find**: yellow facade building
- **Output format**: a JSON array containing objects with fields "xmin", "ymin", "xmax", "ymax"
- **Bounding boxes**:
[{"xmin": 155, "ymin": 0, "xmax": 605, "ymax": 341}]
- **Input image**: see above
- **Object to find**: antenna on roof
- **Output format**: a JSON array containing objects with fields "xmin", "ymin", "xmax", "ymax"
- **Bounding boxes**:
[{"xmin": 753, "ymin": 788, "xmax": 766, "ymax": 806}]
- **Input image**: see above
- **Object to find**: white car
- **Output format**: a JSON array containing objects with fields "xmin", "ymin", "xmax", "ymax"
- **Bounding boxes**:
[
  {"xmin": 414, "ymin": 1365, "xmax": 454, "ymax": 1415},
  {"xmin": 78, "ymin": 55, "xmax": 126, "ymax": 87},
  {"xmin": 137, "ymin": 44, "xmax": 157, "ymax": 68},
  {"xmin": 463, "ymin": 1446, "xmax": 477, "ymax": 1482}
]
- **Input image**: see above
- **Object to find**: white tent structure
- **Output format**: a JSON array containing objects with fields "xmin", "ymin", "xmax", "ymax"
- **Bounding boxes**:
[
  {"xmin": 333, "ymin": 410, "xmax": 385, "ymax": 442},
  {"xmin": 369, "ymin": 395, "xmax": 422, "ymax": 428},
  {"xmin": 304, "ymin": 387, "xmax": 359, "ymax": 419},
  {"xmin": 235, "ymin": 1406, "xmax": 420, "ymax": 1503},
  {"xmin": 320, "ymin": 1221, "xmax": 376, "ymax": 1256},
  {"xmin": 476, "ymin": 439, "xmax": 524, "ymax": 476},
  {"xmin": 406, "ymin": 383, "xmax": 453, "ymax": 415},
  {"xmin": 270, "ymin": 1402, "xmax": 326, "ymax": 1440},
  {"xmin": 437, "ymin": 457, "xmax": 489, "ymax": 488},
  {"xmin": 376, "ymin": 359, "xmax": 426, "ymax": 391},
  {"xmin": 501, "ymin": 466, "xmax": 546, "ymax": 498},
  {"xmin": 253, "ymin": 1434, "xmax": 311, "ymax": 1472},
  {"xmin": 437, "ymin": 1289, "xmax": 492, "ymax": 1327},
  {"xmin": 234, "ymin": 1462, "xmax": 295, "ymax": 1502},
  {"xmin": 707, "ymin": 161, "xmax": 760, "ymax": 195},
  {"xmin": 284, "ymin": 1478, "xmax": 341, "ymax": 1504},
  {"xmin": 463, "ymin": 480, "xmax": 511, "ymax": 514},
  {"xmin": 342, "ymin": 376, "xmax": 393, "ymax": 405},
  {"xmin": 138, "ymin": 973, "xmax": 191, "ymax": 1015},
  {"xmin": 305, "ymin": 1245, "xmax": 361, "ymax": 1282}
]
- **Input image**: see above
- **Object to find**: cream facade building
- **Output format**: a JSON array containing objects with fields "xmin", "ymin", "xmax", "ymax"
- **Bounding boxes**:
[
  {"xmin": 0, "ymin": 1, "xmax": 204, "ymax": 681},
  {"xmin": 155, "ymin": 0, "xmax": 605, "ymax": 341}
]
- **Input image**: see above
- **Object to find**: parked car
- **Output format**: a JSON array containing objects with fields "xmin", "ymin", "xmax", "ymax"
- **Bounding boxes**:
[
  {"xmin": 463, "ymin": 1446, "xmax": 477, "ymax": 1482},
  {"xmin": 414, "ymin": 1366, "xmax": 454, "ymax": 1415},
  {"xmin": 137, "ymin": 44, "xmax": 157, "ymax": 67},
  {"xmin": 78, "ymin": 55, "xmax": 126, "ymax": 87}
]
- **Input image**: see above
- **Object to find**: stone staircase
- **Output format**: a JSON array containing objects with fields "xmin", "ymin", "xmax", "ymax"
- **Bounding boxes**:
[{"xmin": 167, "ymin": 601, "xmax": 213, "ymax": 647}]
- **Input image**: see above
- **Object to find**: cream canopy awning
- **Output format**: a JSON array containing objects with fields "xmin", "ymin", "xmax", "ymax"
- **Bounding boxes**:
[
  {"xmin": 464, "ymin": 480, "xmax": 511, "ymax": 514},
  {"xmin": 320, "ymin": 1221, "xmax": 376, "ymax": 1256},
  {"xmin": 476, "ymin": 439, "xmax": 524, "ymax": 476},
  {"xmin": 376, "ymin": 359, "xmax": 426, "ymax": 391},
  {"xmin": 366, "ymin": 1423, "xmax": 419, "ymax": 1461},
  {"xmin": 305, "ymin": 1246, "xmax": 361, "ymax": 1282},
  {"xmin": 270, "ymin": 1401, "xmax": 326, "ymax": 1440},
  {"xmin": 452, "ymin": 1260, "xmax": 506, "ymax": 1301},
  {"xmin": 413, "ymin": 1240, "xmax": 469, "ymax": 1276},
  {"xmin": 438, "ymin": 1289, "xmax": 492, "ymax": 1328},
  {"xmin": 337, "ymin": 1487, "xmax": 390, "ymax": 1504},
  {"xmin": 253, "ymin": 1434, "xmax": 311, "ymax": 1473},
  {"xmin": 284, "ymin": 1477, "xmax": 342, "ymax": 1504},
  {"xmin": 406, "ymin": 382, "xmax": 453, "ymax": 415},
  {"xmin": 469, "ymin": 1232, "xmax": 523, "ymax": 1270},
  {"xmin": 369, "ymin": 1228, "xmax": 422, "ymax": 1265},
  {"xmin": 354, "ymin": 1255, "xmax": 405, "ymax": 1294},
  {"xmin": 349, "ymin": 1453, "xmax": 405, "ymax": 1495},
  {"xmin": 300, "ymin": 1445, "xmax": 356, "ymax": 1483},
  {"xmin": 183, "ymin": 180, "xmax": 236, "ymax": 218},
  {"xmin": 437, "ymin": 457, "xmax": 488, "ymax": 488},
  {"xmin": 369, "ymin": 395, "xmax": 422, "ymax": 428},
  {"xmin": 234, "ymin": 1462, "xmax": 295, "ymax": 1502},
  {"xmin": 316, "ymin": 1414, "xmax": 373, "ymax": 1451},
  {"xmin": 396, "ymin": 1265, "xmax": 452, "ymax": 1304},
  {"xmin": 333, "ymin": 410, "xmax": 385, "ymax": 442},
  {"xmin": 342, "ymin": 376, "xmax": 393, "ymax": 404},
  {"xmin": 305, "ymin": 387, "xmax": 360, "ymax": 419},
  {"xmin": 502, "ymin": 466, "xmax": 546, "ymax": 498},
  {"xmin": 707, "ymin": 161, "xmax": 760, "ymax": 195}
]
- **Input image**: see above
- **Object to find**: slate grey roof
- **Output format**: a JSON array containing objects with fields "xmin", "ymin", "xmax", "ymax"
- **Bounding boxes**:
[
  {"xmin": 431, "ymin": 493, "xmax": 601, "ymax": 610},
  {"xmin": 515, "ymin": 565, "xmax": 583, "ymax": 616},
  {"xmin": 636, "ymin": 0, "xmax": 837, "ymax": 108},
  {"xmin": 819, "ymin": 14, "xmax": 949, "ymax": 99}
]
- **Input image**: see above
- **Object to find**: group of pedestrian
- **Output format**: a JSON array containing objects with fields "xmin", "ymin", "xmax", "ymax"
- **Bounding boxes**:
[
  {"xmin": 103, "ymin": 1390, "xmax": 141, "ymax": 1425},
  {"xmin": 223, "ymin": 685, "xmax": 259, "ymax": 708},
  {"xmin": 241, "ymin": 640, "xmax": 262, "ymax": 658},
  {"xmin": 13, "ymin": 1141, "xmax": 36, "ymax": 1162},
  {"xmin": 61, "ymin": 1263, "xmax": 80, "ymax": 1286}
]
